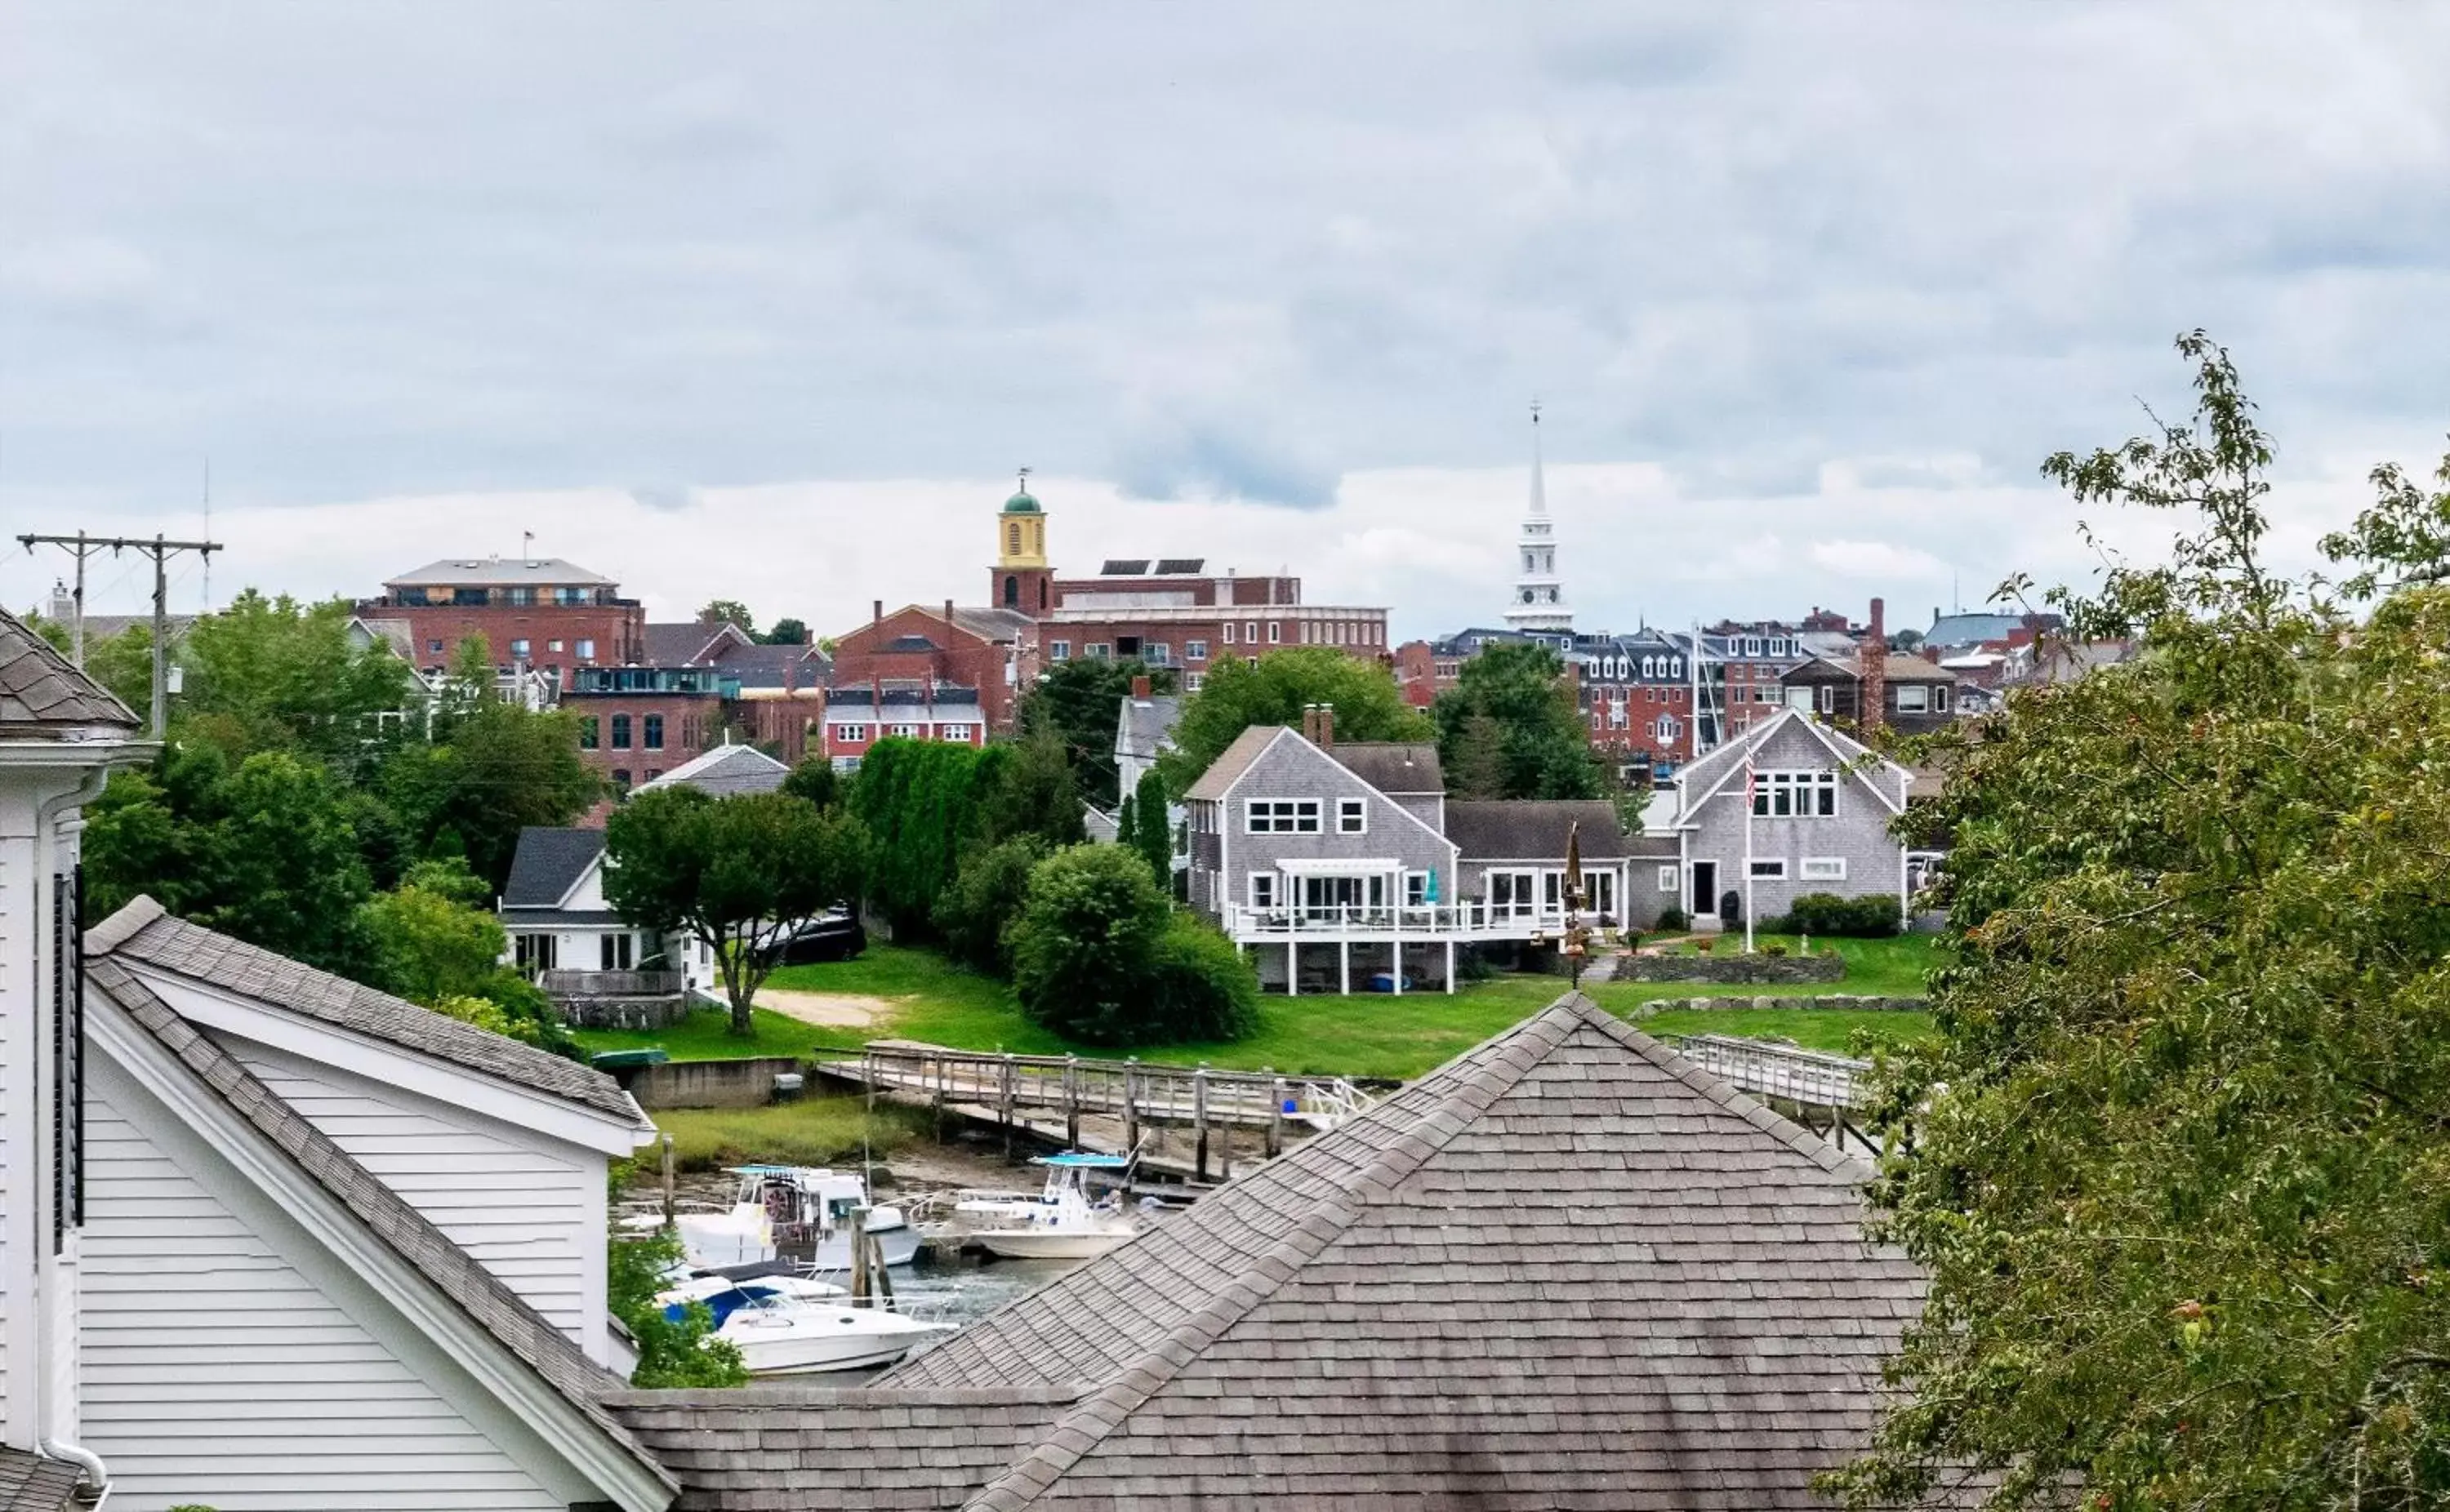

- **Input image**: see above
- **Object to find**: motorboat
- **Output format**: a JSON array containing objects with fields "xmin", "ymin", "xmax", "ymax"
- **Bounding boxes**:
[
  {"xmin": 660, "ymin": 1280, "xmax": 947, "ymax": 1375},
  {"xmin": 972, "ymin": 1154, "xmax": 1146, "ymax": 1261},
  {"xmin": 676, "ymin": 1165, "xmax": 922, "ymax": 1271}
]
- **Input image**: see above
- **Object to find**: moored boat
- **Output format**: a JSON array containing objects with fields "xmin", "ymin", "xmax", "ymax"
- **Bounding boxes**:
[
  {"xmin": 972, "ymin": 1154, "xmax": 1145, "ymax": 1261},
  {"xmin": 660, "ymin": 1279, "xmax": 949, "ymax": 1374}
]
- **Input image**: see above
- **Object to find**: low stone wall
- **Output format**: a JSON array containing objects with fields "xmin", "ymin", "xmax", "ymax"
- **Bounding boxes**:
[
  {"xmin": 1633, "ymin": 994, "xmax": 1927, "ymax": 1015},
  {"xmin": 557, "ymin": 996, "xmax": 694, "ymax": 1030},
  {"xmin": 1615, "ymin": 954, "xmax": 1846, "ymax": 985},
  {"xmin": 623, "ymin": 1055, "xmax": 805, "ymax": 1110}
]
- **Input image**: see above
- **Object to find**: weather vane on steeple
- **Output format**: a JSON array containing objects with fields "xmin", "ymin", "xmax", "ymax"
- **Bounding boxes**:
[
  {"xmin": 1018, "ymin": 465, "xmax": 1031, "ymax": 489},
  {"xmin": 1530, "ymin": 397, "xmax": 1541, "ymax": 426}
]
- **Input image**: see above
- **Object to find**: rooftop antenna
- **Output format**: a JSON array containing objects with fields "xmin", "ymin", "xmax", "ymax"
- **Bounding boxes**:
[
  {"xmin": 523, "ymin": 529, "xmax": 536, "ymax": 567},
  {"xmin": 201, "ymin": 457, "xmax": 212, "ymax": 611}
]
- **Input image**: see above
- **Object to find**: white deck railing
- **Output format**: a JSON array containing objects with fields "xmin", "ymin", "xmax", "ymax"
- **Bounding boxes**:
[{"xmin": 1219, "ymin": 901, "xmax": 1581, "ymax": 942}]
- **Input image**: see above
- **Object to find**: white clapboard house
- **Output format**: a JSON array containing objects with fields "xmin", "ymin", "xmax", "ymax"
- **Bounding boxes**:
[{"xmin": 0, "ymin": 610, "xmax": 676, "ymax": 1511}]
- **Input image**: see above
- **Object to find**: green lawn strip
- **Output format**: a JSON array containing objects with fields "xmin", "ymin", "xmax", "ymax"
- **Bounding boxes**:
[
  {"xmin": 571, "ymin": 1006, "xmax": 862, "ymax": 1064},
  {"xmin": 650, "ymin": 1095, "xmax": 933, "ymax": 1171},
  {"xmin": 1637, "ymin": 1007, "xmax": 1934, "ymax": 1056}
]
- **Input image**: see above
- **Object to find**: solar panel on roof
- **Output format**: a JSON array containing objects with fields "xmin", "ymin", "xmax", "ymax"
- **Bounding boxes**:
[
  {"xmin": 1099, "ymin": 559, "xmax": 1151, "ymax": 575},
  {"xmin": 1153, "ymin": 558, "xmax": 1205, "ymax": 575}
]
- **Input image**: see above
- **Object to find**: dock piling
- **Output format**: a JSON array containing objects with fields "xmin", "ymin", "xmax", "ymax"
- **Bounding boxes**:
[
  {"xmin": 1267, "ymin": 1071, "xmax": 1285, "ymax": 1159},
  {"xmin": 1194, "ymin": 1065, "xmax": 1210, "ymax": 1182},
  {"xmin": 1064, "ymin": 1054, "xmax": 1080, "ymax": 1148}
]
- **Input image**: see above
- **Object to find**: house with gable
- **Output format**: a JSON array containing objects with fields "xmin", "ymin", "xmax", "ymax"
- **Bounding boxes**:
[
  {"xmin": 1660, "ymin": 705, "xmax": 1919, "ymax": 928},
  {"xmin": 0, "ymin": 608, "xmax": 676, "ymax": 1512},
  {"xmin": 1183, "ymin": 709, "xmax": 1674, "ymax": 993},
  {"xmin": 499, "ymin": 825, "xmax": 717, "ymax": 1014}
]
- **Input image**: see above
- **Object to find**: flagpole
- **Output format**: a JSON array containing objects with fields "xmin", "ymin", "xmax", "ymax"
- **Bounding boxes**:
[{"xmin": 1743, "ymin": 750, "xmax": 1757, "ymax": 955}]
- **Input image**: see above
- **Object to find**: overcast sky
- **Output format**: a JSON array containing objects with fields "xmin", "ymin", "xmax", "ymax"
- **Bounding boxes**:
[{"xmin": 6, "ymin": 2, "xmax": 2449, "ymax": 638}]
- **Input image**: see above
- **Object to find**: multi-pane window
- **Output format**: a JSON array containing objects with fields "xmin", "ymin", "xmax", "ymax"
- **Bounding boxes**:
[
  {"xmin": 889, "ymin": 723, "xmax": 921, "ymax": 738},
  {"xmin": 1405, "ymin": 871, "xmax": 1430, "ymax": 906},
  {"xmin": 576, "ymin": 638, "xmax": 596, "ymax": 659},
  {"xmin": 600, "ymin": 932, "xmax": 635, "ymax": 971},
  {"xmin": 1086, "ymin": 644, "xmax": 1111, "ymax": 660},
  {"xmin": 1753, "ymin": 769, "xmax": 1839, "ymax": 817},
  {"xmin": 1748, "ymin": 859, "xmax": 1787, "ymax": 878},
  {"xmin": 1245, "ymin": 798, "xmax": 1321, "ymax": 834},
  {"xmin": 1895, "ymin": 684, "xmax": 1931, "ymax": 712},
  {"xmin": 548, "ymin": 639, "xmax": 564, "ymax": 652},
  {"xmin": 1249, "ymin": 874, "xmax": 1278, "ymax": 909},
  {"xmin": 941, "ymin": 724, "xmax": 974, "ymax": 742},
  {"xmin": 610, "ymin": 714, "xmax": 632, "ymax": 749},
  {"xmin": 1266, "ymin": 622, "xmax": 1281, "ymax": 644},
  {"xmin": 1145, "ymin": 643, "xmax": 1173, "ymax": 666},
  {"xmin": 1186, "ymin": 639, "xmax": 1208, "ymax": 661},
  {"xmin": 643, "ymin": 714, "xmax": 664, "ymax": 750},
  {"xmin": 1337, "ymin": 798, "xmax": 1367, "ymax": 834},
  {"xmin": 1220, "ymin": 623, "xmax": 1236, "ymax": 645},
  {"xmin": 1800, "ymin": 857, "xmax": 1846, "ymax": 880},
  {"xmin": 1658, "ymin": 865, "xmax": 1681, "ymax": 892},
  {"xmin": 514, "ymin": 932, "xmax": 558, "ymax": 972},
  {"xmin": 611, "ymin": 768, "xmax": 631, "ymax": 789},
  {"xmin": 1184, "ymin": 674, "xmax": 1205, "ymax": 692},
  {"xmin": 1049, "ymin": 641, "xmax": 1071, "ymax": 660},
  {"xmin": 835, "ymin": 723, "xmax": 870, "ymax": 742}
]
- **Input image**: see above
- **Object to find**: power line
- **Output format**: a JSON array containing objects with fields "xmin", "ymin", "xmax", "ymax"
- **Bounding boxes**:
[{"xmin": 18, "ymin": 531, "xmax": 222, "ymax": 737}]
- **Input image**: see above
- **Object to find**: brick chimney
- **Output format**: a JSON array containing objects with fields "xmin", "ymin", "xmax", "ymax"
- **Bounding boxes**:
[
  {"xmin": 872, "ymin": 598, "xmax": 883, "ymax": 629},
  {"xmin": 1860, "ymin": 597, "xmax": 1886, "ymax": 732},
  {"xmin": 942, "ymin": 598, "xmax": 955, "ymax": 630},
  {"xmin": 1316, "ymin": 703, "xmax": 1335, "ymax": 749},
  {"xmin": 1130, "ymin": 674, "xmax": 1152, "ymax": 700}
]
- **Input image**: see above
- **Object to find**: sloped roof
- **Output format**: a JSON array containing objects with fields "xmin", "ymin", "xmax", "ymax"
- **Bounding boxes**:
[
  {"xmin": 0, "ymin": 1448, "xmax": 82, "ymax": 1510},
  {"xmin": 87, "ymin": 958, "xmax": 675, "ymax": 1502},
  {"xmin": 87, "ymin": 897, "xmax": 644, "ymax": 1124},
  {"xmin": 0, "ymin": 606, "xmax": 140, "ymax": 734},
  {"xmin": 947, "ymin": 606, "xmax": 1036, "ymax": 643},
  {"xmin": 608, "ymin": 1384, "xmax": 1078, "ymax": 1512},
  {"xmin": 1443, "ymin": 798, "xmax": 1641, "ymax": 861},
  {"xmin": 637, "ymin": 742, "xmax": 791, "ymax": 798},
  {"xmin": 1181, "ymin": 725, "xmax": 1285, "ymax": 802},
  {"xmin": 1114, "ymin": 693, "xmax": 1183, "ymax": 764},
  {"xmin": 642, "ymin": 620, "xmax": 743, "ymax": 665},
  {"xmin": 387, "ymin": 557, "xmax": 614, "ymax": 588},
  {"xmin": 503, "ymin": 825, "xmax": 608, "ymax": 907},
  {"xmin": 717, "ymin": 995, "xmax": 1919, "ymax": 1511},
  {"xmin": 1326, "ymin": 740, "xmax": 1442, "ymax": 794}
]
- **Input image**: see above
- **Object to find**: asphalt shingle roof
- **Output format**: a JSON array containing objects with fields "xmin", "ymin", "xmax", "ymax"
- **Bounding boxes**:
[
  {"xmin": 0, "ymin": 606, "xmax": 140, "ymax": 734},
  {"xmin": 386, "ymin": 557, "xmax": 614, "ymax": 588},
  {"xmin": 638, "ymin": 743, "xmax": 791, "ymax": 797},
  {"xmin": 1114, "ymin": 694, "xmax": 1183, "ymax": 764},
  {"xmin": 503, "ymin": 825, "xmax": 609, "ymax": 907},
  {"xmin": 1181, "ymin": 726, "xmax": 1284, "ymax": 802},
  {"xmin": 87, "ymin": 897, "xmax": 645, "ymax": 1124},
  {"xmin": 1442, "ymin": 798, "xmax": 1636, "ymax": 862},
  {"xmin": 1325, "ymin": 740, "xmax": 1442, "ymax": 794},
  {"xmin": 87, "ymin": 958, "xmax": 675, "ymax": 1501},
  {"xmin": 607, "ymin": 994, "xmax": 1922, "ymax": 1509},
  {"xmin": 0, "ymin": 1449, "xmax": 82, "ymax": 1511}
]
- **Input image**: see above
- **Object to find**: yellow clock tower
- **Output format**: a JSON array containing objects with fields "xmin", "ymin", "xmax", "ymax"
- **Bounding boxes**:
[{"xmin": 991, "ymin": 468, "xmax": 1054, "ymax": 616}]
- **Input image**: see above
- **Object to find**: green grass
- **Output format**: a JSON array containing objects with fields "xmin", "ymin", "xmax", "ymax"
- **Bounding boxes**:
[
  {"xmin": 573, "ymin": 936, "xmax": 1947, "ymax": 1082},
  {"xmin": 648, "ymin": 1094, "xmax": 933, "ymax": 1172}
]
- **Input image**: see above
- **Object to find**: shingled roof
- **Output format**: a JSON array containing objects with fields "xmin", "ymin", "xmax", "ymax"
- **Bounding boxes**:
[
  {"xmin": 0, "ymin": 1448, "xmax": 82, "ymax": 1511},
  {"xmin": 87, "ymin": 897, "xmax": 646, "ymax": 1124},
  {"xmin": 502, "ymin": 825, "xmax": 608, "ymax": 907},
  {"xmin": 613, "ymin": 994, "xmax": 1925, "ymax": 1510},
  {"xmin": 1442, "ymin": 798, "xmax": 1654, "ymax": 861},
  {"xmin": 85, "ymin": 958, "xmax": 676, "ymax": 1501},
  {"xmin": 0, "ymin": 606, "xmax": 140, "ymax": 735},
  {"xmin": 1326, "ymin": 740, "xmax": 1442, "ymax": 794},
  {"xmin": 637, "ymin": 743, "xmax": 791, "ymax": 798}
]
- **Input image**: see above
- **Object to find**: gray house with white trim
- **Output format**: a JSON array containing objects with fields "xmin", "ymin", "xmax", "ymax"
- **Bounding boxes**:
[{"xmin": 1661, "ymin": 706, "xmax": 1916, "ymax": 929}]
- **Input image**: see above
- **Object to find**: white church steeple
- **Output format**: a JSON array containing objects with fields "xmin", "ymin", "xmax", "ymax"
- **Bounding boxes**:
[{"xmin": 1502, "ymin": 402, "xmax": 1573, "ymax": 633}]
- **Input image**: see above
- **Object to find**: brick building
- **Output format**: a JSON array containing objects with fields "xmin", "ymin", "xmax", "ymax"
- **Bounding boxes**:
[
  {"xmin": 356, "ymin": 556, "xmax": 644, "ymax": 686},
  {"xmin": 826, "ymin": 598, "xmax": 1036, "ymax": 742},
  {"xmin": 821, "ymin": 685, "xmax": 987, "ymax": 769},
  {"xmin": 639, "ymin": 619, "xmax": 829, "ymax": 765},
  {"xmin": 564, "ymin": 665, "xmax": 730, "ymax": 792},
  {"xmin": 1400, "ymin": 625, "xmax": 1703, "ymax": 785}
]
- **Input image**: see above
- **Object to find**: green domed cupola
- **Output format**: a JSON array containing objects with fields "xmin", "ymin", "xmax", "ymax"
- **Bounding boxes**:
[{"xmin": 1002, "ymin": 466, "xmax": 1040, "ymax": 514}]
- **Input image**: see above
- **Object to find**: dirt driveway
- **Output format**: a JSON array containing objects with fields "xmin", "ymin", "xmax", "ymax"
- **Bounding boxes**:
[{"xmin": 755, "ymin": 987, "xmax": 902, "ymax": 1031}]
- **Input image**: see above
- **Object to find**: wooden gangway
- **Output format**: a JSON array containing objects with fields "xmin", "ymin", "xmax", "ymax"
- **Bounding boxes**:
[
  {"xmin": 819, "ymin": 1040, "xmax": 1375, "ymax": 1183},
  {"xmin": 1659, "ymin": 1033, "xmax": 1870, "ymax": 1110}
]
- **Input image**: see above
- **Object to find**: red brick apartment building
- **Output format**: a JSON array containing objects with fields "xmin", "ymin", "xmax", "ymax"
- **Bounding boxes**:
[
  {"xmin": 355, "ymin": 556, "xmax": 644, "ymax": 684},
  {"xmin": 826, "ymin": 598, "xmax": 1037, "ymax": 733}
]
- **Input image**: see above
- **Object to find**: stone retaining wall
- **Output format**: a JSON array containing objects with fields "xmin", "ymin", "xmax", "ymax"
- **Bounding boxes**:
[
  {"xmin": 1632, "ymin": 994, "xmax": 1927, "ymax": 1016},
  {"xmin": 621, "ymin": 1055, "xmax": 807, "ymax": 1110},
  {"xmin": 1615, "ymin": 954, "xmax": 1846, "ymax": 985}
]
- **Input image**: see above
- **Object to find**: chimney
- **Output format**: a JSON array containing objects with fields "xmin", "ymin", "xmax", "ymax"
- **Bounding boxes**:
[
  {"xmin": 1860, "ymin": 597, "xmax": 1886, "ymax": 732},
  {"xmin": 1130, "ymin": 674, "xmax": 1152, "ymax": 700},
  {"xmin": 943, "ymin": 598, "xmax": 955, "ymax": 629},
  {"xmin": 1316, "ymin": 703, "xmax": 1335, "ymax": 749},
  {"xmin": 872, "ymin": 598, "xmax": 883, "ymax": 629}
]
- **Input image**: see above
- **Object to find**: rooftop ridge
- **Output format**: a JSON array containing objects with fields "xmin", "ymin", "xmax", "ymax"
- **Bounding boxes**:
[{"xmin": 964, "ymin": 998, "xmax": 1593, "ymax": 1512}]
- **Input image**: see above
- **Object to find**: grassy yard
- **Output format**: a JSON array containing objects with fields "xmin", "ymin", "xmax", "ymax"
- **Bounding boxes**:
[
  {"xmin": 647, "ymin": 1094, "xmax": 933, "ymax": 1171},
  {"xmin": 572, "ymin": 936, "xmax": 1945, "ymax": 1082}
]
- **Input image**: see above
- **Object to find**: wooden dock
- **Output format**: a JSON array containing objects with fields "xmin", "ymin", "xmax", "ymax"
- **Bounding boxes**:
[
  {"xmin": 817, "ymin": 1041, "xmax": 1375, "ymax": 1184},
  {"xmin": 1655, "ymin": 1033, "xmax": 1878, "ymax": 1154}
]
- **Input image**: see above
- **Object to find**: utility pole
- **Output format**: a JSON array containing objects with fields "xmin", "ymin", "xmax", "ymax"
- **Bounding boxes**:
[{"xmin": 18, "ymin": 531, "xmax": 221, "ymax": 736}]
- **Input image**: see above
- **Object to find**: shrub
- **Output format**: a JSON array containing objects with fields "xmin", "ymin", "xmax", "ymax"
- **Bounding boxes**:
[
  {"xmin": 1009, "ymin": 845, "xmax": 1171, "ymax": 1043},
  {"xmin": 1655, "ymin": 905, "xmax": 1689, "ymax": 932},
  {"xmin": 1763, "ymin": 941, "xmax": 1789, "ymax": 957},
  {"xmin": 1144, "ymin": 914, "xmax": 1260, "ymax": 1041},
  {"xmin": 1783, "ymin": 891, "xmax": 1902, "ymax": 938},
  {"xmin": 930, "ymin": 835, "xmax": 1049, "ymax": 975}
]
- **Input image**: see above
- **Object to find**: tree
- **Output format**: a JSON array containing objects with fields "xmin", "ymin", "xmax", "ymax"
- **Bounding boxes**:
[
  {"xmin": 1832, "ymin": 332, "xmax": 2450, "ymax": 1511},
  {"xmin": 360, "ymin": 883, "xmax": 510, "ymax": 1004},
  {"xmin": 1156, "ymin": 647, "xmax": 1429, "ymax": 793},
  {"xmin": 779, "ymin": 756, "xmax": 843, "ymax": 811},
  {"xmin": 603, "ymin": 788, "xmax": 868, "ymax": 1035},
  {"xmin": 846, "ymin": 738, "xmax": 979, "ymax": 934},
  {"xmin": 697, "ymin": 599, "xmax": 756, "ymax": 638},
  {"xmin": 381, "ymin": 701, "xmax": 601, "ymax": 890},
  {"xmin": 1019, "ymin": 656, "xmax": 1174, "ymax": 807},
  {"xmin": 930, "ymin": 835, "xmax": 1048, "ymax": 975},
  {"xmin": 1130, "ymin": 768, "xmax": 1172, "ymax": 882},
  {"xmin": 176, "ymin": 590, "xmax": 414, "ymax": 771},
  {"xmin": 1143, "ymin": 913, "xmax": 1259, "ymax": 1041},
  {"xmin": 763, "ymin": 616, "xmax": 808, "ymax": 646},
  {"xmin": 608, "ymin": 1226, "xmax": 747, "ymax": 1387},
  {"xmin": 1431, "ymin": 642, "xmax": 1603, "ymax": 799},
  {"xmin": 973, "ymin": 730, "xmax": 1087, "ymax": 848},
  {"xmin": 1007, "ymin": 845, "xmax": 1172, "ymax": 1043}
]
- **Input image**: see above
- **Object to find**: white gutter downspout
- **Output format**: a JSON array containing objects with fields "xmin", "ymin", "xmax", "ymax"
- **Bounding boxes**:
[{"xmin": 35, "ymin": 751, "xmax": 137, "ymax": 1511}]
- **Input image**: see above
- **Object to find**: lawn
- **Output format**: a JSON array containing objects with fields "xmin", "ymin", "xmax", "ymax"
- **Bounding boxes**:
[
  {"xmin": 647, "ymin": 1094, "xmax": 933, "ymax": 1171},
  {"xmin": 575, "ymin": 936, "xmax": 1944, "ymax": 1083}
]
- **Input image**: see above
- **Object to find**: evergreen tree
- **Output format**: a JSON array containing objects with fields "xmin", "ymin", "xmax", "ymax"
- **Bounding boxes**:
[
  {"xmin": 1132, "ymin": 767, "xmax": 1172, "ymax": 882},
  {"xmin": 1431, "ymin": 641, "xmax": 1603, "ymax": 799}
]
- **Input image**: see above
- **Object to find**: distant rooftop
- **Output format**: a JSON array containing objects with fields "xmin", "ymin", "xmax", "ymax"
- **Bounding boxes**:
[{"xmin": 385, "ymin": 557, "xmax": 614, "ymax": 588}]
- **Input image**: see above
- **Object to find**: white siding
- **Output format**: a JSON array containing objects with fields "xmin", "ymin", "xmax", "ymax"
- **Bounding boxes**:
[
  {"xmin": 0, "ymin": 833, "xmax": 16, "ymax": 1438},
  {"xmin": 220, "ymin": 1043, "xmax": 599, "ymax": 1354},
  {"xmin": 80, "ymin": 1087, "xmax": 562, "ymax": 1512}
]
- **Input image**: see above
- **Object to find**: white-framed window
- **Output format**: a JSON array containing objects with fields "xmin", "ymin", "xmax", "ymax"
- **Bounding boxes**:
[
  {"xmin": 1245, "ymin": 798, "xmax": 1321, "ymax": 834},
  {"xmin": 940, "ymin": 723, "xmax": 975, "ymax": 742},
  {"xmin": 1221, "ymin": 622, "xmax": 1236, "ymax": 644},
  {"xmin": 576, "ymin": 638, "xmax": 595, "ymax": 659},
  {"xmin": 1748, "ymin": 859, "xmax": 1787, "ymax": 879},
  {"xmin": 1267, "ymin": 621, "xmax": 1282, "ymax": 644},
  {"xmin": 1405, "ymin": 871, "xmax": 1430, "ymax": 906},
  {"xmin": 510, "ymin": 638, "xmax": 531, "ymax": 659},
  {"xmin": 1657, "ymin": 865, "xmax": 1681, "ymax": 892},
  {"xmin": 1337, "ymin": 798, "xmax": 1367, "ymax": 834},
  {"xmin": 1086, "ymin": 643, "xmax": 1111, "ymax": 660},
  {"xmin": 834, "ymin": 723, "xmax": 870, "ymax": 742},
  {"xmin": 1187, "ymin": 639, "xmax": 1208, "ymax": 661},
  {"xmin": 1800, "ymin": 857, "xmax": 1846, "ymax": 881},
  {"xmin": 547, "ymin": 638, "xmax": 564, "ymax": 653},
  {"xmin": 1895, "ymin": 683, "xmax": 1931, "ymax": 712},
  {"xmin": 1185, "ymin": 673, "xmax": 1205, "ymax": 692},
  {"xmin": 889, "ymin": 722, "xmax": 921, "ymax": 738},
  {"xmin": 1753, "ymin": 769, "xmax": 1839, "ymax": 818},
  {"xmin": 1145, "ymin": 643, "xmax": 1172, "ymax": 666},
  {"xmin": 1249, "ymin": 873, "xmax": 1277, "ymax": 909},
  {"xmin": 1049, "ymin": 640, "xmax": 1071, "ymax": 661},
  {"xmin": 1744, "ymin": 637, "xmax": 1762, "ymax": 656}
]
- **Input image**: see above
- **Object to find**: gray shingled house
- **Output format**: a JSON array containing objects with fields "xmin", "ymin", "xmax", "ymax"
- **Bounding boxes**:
[
  {"xmin": 610, "ymin": 993, "xmax": 1927, "ymax": 1509},
  {"xmin": 1663, "ymin": 706, "xmax": 1919, "ymax": 929},
  {"xmin": 1181, "ymin": 714, "xmax": 1673, "ymax": 993}
]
